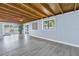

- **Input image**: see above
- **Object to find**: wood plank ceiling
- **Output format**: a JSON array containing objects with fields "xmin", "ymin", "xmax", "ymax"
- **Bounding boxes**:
[{"xmin": 0, "ymin": 3, "xmax": 79, "ymax": 24}]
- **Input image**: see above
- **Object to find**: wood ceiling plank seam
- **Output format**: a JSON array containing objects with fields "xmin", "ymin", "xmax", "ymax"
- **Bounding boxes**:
[
  {"xmin": 39, "ymin": 3, "xmax": 53, "ymax": 15},
  {"xmin": 57, "ymin": 3, "xmax": 63, "ymax": 14},
  {"xmin": 41, "ymin": 3, "xmax": 55, "ymax": 15}
]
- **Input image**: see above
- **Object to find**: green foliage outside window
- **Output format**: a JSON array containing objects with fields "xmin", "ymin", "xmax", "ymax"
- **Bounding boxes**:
[
  {"xmin": 43, "ymin": 19, "xmax": 56, "ymax": 29},
  {"xmin": 43, "ymin": 21, "xmax": 49, "ymax": 29},
  {"xmin": 4, "ymin": 25, "xmax": 9, "ymax": 28},
  {"xmin": 4, "ymin": 24, "xmax": 19, "ymax": 35}
]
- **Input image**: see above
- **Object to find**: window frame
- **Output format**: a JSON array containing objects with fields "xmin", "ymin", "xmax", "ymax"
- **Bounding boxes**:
[{"xmin": 42, "ymin": 17, "xmax": 56, "ymax": 30}]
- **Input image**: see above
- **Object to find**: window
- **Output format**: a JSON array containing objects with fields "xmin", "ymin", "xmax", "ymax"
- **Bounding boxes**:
[
  {"xmin": 49, "ymin": 20, "xmax": 56, "ymax": 29},
  {"xmin": 4, "ymin": 25, "xmax": 10, "ymax": 35},
  {"xmin": 43, "ymin": 19, "xmax": 56, "ymax": 30},
  {"xmin": 4, "ymin": 24, "xmax": 19, "ymax": 35}
]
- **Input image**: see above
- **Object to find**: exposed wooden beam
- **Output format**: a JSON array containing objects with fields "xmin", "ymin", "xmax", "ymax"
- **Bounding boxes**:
[
  {"xmin": 40, "ymin": 3, "xmax": 55, "ymax": 15},
  {"xmin": 74, "ymin": 3, "xmax": 77, "ymax": 11},
  {"xmin": 29, "ymin": 3, "xmax": 49, "ymax": 16},
  {"xmin": 39, "ymin": 3, "xmax": 53, "ymax": 15},
  {"xmin": 21, "ymin": 3, "xmax": 46, "ymax": 17},
  {"xmin": 57, "ymin": 3, "xmax": 63, "ymax": 14},
  {"xmin": 30, "ymin": 3, "xmax": 53, "ymax": 16},
  {"xmin": 4, "ymin": 3, "xmax": 41, "ymax": 18},
  {"xmin": 0, "ymin": 3, "xmax": 78, "ymax": 24}
]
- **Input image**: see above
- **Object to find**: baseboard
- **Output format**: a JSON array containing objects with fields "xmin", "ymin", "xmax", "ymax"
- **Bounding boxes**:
[{"xmin": 29, "ymin": 35, "xmax": 79, "ymax": 48}]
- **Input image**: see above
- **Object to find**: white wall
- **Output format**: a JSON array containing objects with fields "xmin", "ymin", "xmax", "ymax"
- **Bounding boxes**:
[{"xmin": 24, "ymin": 10, "xmax": 79, "ymax": 47}]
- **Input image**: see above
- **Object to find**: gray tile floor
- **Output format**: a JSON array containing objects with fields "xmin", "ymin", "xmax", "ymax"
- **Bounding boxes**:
[{"xmin": 0, "ymin": 34, "xmax": 79, "ymax": 56}]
